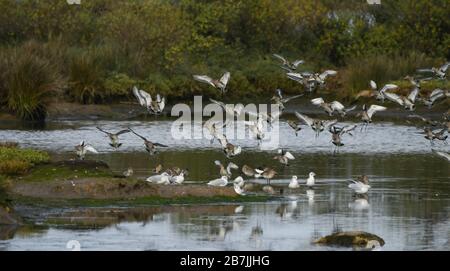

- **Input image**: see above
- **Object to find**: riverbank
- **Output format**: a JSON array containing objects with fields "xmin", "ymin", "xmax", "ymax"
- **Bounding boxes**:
[
  {"xmin": 0, "ymin": 156, "xmax": 269, "ymax": 224},
  {"xmin": 0, "ymin": 97, "xmax": 448, "ymax": 123}
]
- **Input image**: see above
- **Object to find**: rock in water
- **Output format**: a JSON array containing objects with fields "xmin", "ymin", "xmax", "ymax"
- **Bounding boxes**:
[{"xmin": 314, "ymin": 231, "xmax": 385, "ymax": 249}]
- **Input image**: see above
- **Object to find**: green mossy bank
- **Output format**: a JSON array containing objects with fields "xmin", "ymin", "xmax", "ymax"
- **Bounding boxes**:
[{"xmin": 0, "ymin": 146, "xmax": 269, "ymax": 211}]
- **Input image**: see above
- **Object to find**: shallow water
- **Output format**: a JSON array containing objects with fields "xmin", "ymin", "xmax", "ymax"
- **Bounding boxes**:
[
  {"xmin": 0, "ymin": 119, "xmax": 447, "ymax": 154},
  {"xmin": 0, "ymin": 120, "xmax": 449, "ymax": 251}
]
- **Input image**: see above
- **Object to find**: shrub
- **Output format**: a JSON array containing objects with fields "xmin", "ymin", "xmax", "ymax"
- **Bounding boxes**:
[{"xmin": 103, "ymin": 73, "xmax": 137, "ymax": 99}]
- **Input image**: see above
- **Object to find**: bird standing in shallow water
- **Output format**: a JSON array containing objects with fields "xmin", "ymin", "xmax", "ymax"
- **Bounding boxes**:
[
  {"xmin": 273, "ymin": 149, "xmax": 295, "ymax": 166},
  {"xmin": 288, "ymin": 176, "xmax": 300, "ymax": 189},
  {"xmin": 207, "ymin": 176, "xmax": 228, "ymax": 187},
  {"xmin": 242, "ymin": 165, "xmax": 257, "ymax": 177},
  {"xmin": 305, "ymin": 172, "xmax": 316, "ymax": 187},
  {"xmin": 215, "ymin": 160, "xmax": 239, "ymax": 177},
  {"xmin": 348, "ymin": 175, "xmax": 371, "ymax": 194},
  {"xmin": 257, "ymin": 168, "xmax": 276, "ymax": 185}
]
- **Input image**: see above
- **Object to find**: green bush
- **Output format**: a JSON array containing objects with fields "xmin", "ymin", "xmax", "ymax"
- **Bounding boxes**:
[
  {"xmin": 103, "ymin": 73, "xmax": 137, "ymax": 99},
  {"xmin": 0, "ymin": 0, "xmax": 448, "ymax": 110}
]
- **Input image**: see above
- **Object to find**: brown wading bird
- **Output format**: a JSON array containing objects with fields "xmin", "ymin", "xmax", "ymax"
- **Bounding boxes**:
[
  {"xmin": 255, "ymin": 167, "xmax": 277, "ymax": 185},
  {"xmin": 96, "ymin": 127, "xmax": 130, "ymax": 149},
  {"xmin": 287, "ymin": 120, "xmax": 302, "ymax": 136},
  {"xmin": 193, "ymin": 72, "xmax": 231, "ymax": 96},
  {"xmin": 152, "ymin": 164, "xmax": 163, "ymax": 174},
  {"xmin": 408, "ymin": 114, "xmax": 442, "ymax": 127},
  {"xmin": 128, "ymin": 127, "xmax": 168, "ymax": 155},
  {"xmin": 271, "ymin": 89, "xmax": 303, "ymax": 110},
  {"xmin": 311, "ymin": 97, "xmax": 357, "ymax": 117},
  {"xmin": 273, "ymin": 149, "xmax": 295, "ymax": 166},
  {"xmin": 328, "ymin": 124, "xmax": 357, "ymax": 154},
  {"xmin": 218, "ymin": 136, "xmax": 242, "ymax": 158},
  {"xmin": 420, "ymin": 127, "xmax": 448, "ymax": 145},
  {"xmin": 383, "ymin": 85, "xmax": 419, "ymax": 111},
  {"xmin": 418, "ymin": 89, "xmax": 449, "ymax": 108},
  {"xmin": 355, "ymin": 81, "xmax": 398, "ymax": 102},
  {"xmin": 357, "ymin": 104, "xmax": 387, "ymax": 131},
  {"xmin": 214, "ymin": 160, "xmax": 239, "ymax": 177},
  {"xmin": 242, "ymin": 164, "xmax": 257, "ymax": 177},
  {"xmin": 417, "ymin": 62, "xmax": 450, "ymax": 80},
  {"xmin": 272, "ymin": 53, "xmax": 304, "ymax": 72},
  {"xmin": 295, "ymin": 112, "xmax": 337, "ymax": 138},
  {"xmin": 132, "ymin": 86, "xmax": 165, "ymax": 115}
]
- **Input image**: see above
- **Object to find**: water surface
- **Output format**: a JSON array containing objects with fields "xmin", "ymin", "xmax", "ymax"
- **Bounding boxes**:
[{"xmin": 0, "ymin": 120, "xmax": 449, "ymax": 251}]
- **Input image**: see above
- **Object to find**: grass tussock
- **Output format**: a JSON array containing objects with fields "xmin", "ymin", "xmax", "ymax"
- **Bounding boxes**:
[
  {"xmin": 0, "ymin": 146, "xmax": 50, "ymax": 176},
  {"xmin": 0, "ymin": 42, "xmax": 64, "ymax": 121}
]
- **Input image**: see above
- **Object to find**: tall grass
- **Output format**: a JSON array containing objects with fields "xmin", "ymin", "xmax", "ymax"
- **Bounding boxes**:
[
  {"xmin": 68, "ymin": 50, "xmax": 106, "ymax": 104},
  {"xmin": 341, "ymin": 52, "xmax": 439, "ymax": 96},
  {"xmin": 1, "ymin": 42, "xmax": 64, "ymax": 121}
]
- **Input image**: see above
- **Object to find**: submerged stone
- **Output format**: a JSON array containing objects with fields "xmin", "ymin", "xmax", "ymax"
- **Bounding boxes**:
[{"xmin": 314, "ymin": 231, "xmax": 385, "ymax": 249}]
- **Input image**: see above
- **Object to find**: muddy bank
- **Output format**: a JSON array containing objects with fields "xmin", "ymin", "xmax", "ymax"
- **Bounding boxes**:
[
  {"xmin": 4, "ymin": 160, "xmax": 267, "ymax": 207},
  {"xmin": 11, "ymin": 178, "xmax": 238, "ymax": 200},
  {"xmin": 1, "ymin": 99, "xmax": 448, "ymax": 122}
]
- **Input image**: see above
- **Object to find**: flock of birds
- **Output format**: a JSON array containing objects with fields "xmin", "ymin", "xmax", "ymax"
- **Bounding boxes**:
[{"xmin": 74, "ymin": 56, "xmax": 450, "ymax": 198}]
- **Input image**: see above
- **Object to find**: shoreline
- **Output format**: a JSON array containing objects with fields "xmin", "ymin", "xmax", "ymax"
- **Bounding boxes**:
[
  {"xmin": 0, "ymin": 159, "xmax": 270, "ymax": 225},
  {"xmin": 0, "ymin": 100, "xmax": 448, "ymax": 123}
]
